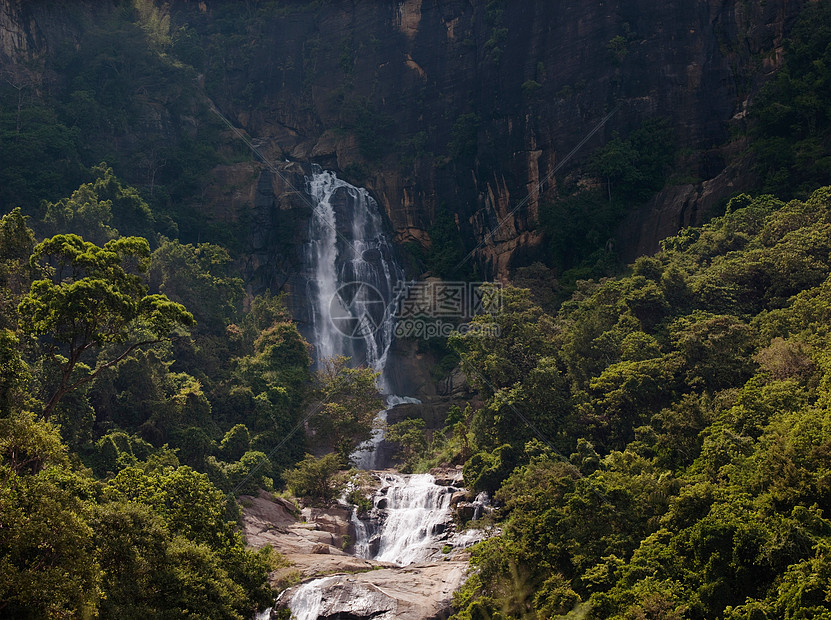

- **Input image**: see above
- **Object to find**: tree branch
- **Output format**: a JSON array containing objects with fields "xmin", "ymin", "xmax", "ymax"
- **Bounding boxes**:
[{"xmin": 42, "ymin": 338, "xmax": 163, "ymax": 419}]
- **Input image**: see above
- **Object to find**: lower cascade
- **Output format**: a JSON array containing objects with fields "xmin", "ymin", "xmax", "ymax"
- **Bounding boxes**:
[
  {"xmin": 371, "ymin": 473, "xmax": 454, "ymax": 566},
  {"xmin": 279, "ymin": 471, "xmax": 488, "ymax": 620}
]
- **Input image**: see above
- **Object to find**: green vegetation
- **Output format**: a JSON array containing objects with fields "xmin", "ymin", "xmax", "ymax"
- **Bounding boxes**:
[
  {"xmin": 284, "ymin": 453, "xmax": 343, "ymax": 501},
  {"xmin": 448, "ymin": 189, "xmax": 831, "ymax": 618},
  {"xmin": 310, "ymin": 356, "xmax": 383, "ymax": 466},
  {"xmin": 387, "ymin": 417, "xmax": 428, "ymax": 472},
  {"xmin": 537, "ymin": 118, "xmax": 676, "ymax": 285},
  {"xmin": 751, "ymin": 1, "xmax": 831, "ymax": 199},
  {"xmin": 0, "ymin": 165, "xmax": 383, "ymax": 615},
  {"xmin": 448, "ymin": 113, "xmax": 481, "ymax": 164},
  {"xmin": 338, "ymin": 98, "xmax": 395, "ymax": 163},
  {"xmin": 0, "ymin": 3, "xmax": 246, "ymax": 248},
  {"xmin": 483, "ymin": 0, "xmax": 508, "ymax": 63},
  {"xmin": 6, "ymin": 2, "xmax": 831, "ymax": 617}
]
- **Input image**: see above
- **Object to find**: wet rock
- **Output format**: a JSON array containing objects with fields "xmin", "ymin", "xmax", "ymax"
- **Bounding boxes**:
[
  {"xmin": 449, "ymin": 491, "xmax": 467, "ymax": 507},
  {"xmin": 429, "ymin": 466, "xmax": 464, "ymax": 487},
  {"xmin": 455, "ymin": 503, "xmax": 476, "ymax": 522}
]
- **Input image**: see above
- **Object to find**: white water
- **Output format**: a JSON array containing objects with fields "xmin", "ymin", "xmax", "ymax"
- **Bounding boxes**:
[
  {"xmin": 287, "ymin": 170, "xmax": 459, "ymax": 619},
  {"xmin": 286, "ymin": 576, "xmax": 340, "ymax": 620},
  {"xmin": 351, "ymin": 394, "xmax": 421, "ymax": 470},
  {"xmin": 373, "ymin": 473, "xmax": 453, "ymax": 566},
  {"xmin": 288, "ymin": 473, "xmax": 462, "ymax": 618},
  {"xmin": 304, "ymin": 168, "xmax": 412, "ymax": 470},
  {"xmin": 304, "ymin": 168, "xmax": 403, "ymax": 377}
]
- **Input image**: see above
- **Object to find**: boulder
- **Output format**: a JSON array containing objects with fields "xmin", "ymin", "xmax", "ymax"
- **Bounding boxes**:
[{"xmin": 277, "ymin": 562, "xmax": 467, "ymax": 620}]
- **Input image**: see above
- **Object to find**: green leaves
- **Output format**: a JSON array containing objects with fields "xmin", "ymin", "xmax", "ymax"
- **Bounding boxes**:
[
  {"xmin": 310, "ymin": 356, "xmax": 382, "ymax": 466},
  {"xmin": 19, "ymin": 233, "xmax": 193, "ymax": 418},
  {"xmin": 452, "ymin": 188, "xmax": 831, "ymax": 618}
]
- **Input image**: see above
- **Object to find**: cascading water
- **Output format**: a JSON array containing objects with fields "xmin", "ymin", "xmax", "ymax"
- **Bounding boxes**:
[
  {"xmin": 285, "ymin": 169, "xmax": 467, "ymax": 619},
  {"xmin": 287, "ymin": 472, "xmax": 474, "ymax": 619},
  {"xmin": 303, "ymin": 167, "xmax": 414, "ymax": 470},
  {"xmin": 304, "ymin": 167, "xmax": 403, "ymax": 377},
  {"xmin": 371, "ymin": 473, "xmax": 454, "ymax": 566}
]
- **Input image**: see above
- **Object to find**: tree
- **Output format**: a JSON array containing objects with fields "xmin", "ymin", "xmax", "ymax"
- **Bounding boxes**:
[
  {"xmin": 43, "ymin": 163, "xmax": 159, "ymax": 244},
  {"xmin": 0, "ymin": 413, "xmax": 102, "ymax": 618},
  {"xmin": 0, "ymin": 208, "xmax": 37, "ymax": 330},
  {"xmin": 309, "ymin": 356, "xmax": 383, "ymax": 465},
  {"xmin": 18, "ymin": 234, "xmax": 194, "ymax": 419},
  {"xmin": 284, "ymin": 453, "xmax": 343, "ymax": 501},
  {"xmin": 386, "ymin": 418, "xmax": 427, "ymax": 471},
  {"xmin": 150, "ymin": 238, "xmax": 243, "ymax": 334}
]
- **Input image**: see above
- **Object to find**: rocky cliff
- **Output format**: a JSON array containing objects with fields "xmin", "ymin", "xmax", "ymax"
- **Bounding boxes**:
[
  {"xmin": 0, "ymin": 0, "xmax": 804, "ymax": 278},
  {"xmin": 171, "ymin": 0, "xmax": 801, "ymax": 275}
]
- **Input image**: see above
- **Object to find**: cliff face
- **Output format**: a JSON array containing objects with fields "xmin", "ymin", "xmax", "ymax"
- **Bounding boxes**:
[
  {"xmin": 175, "ymin": 0, "xmax": 799, "ymax": 276},
  {"xmin": 0, "ymin": 0, "xmax": 802, "ymax": 278}
]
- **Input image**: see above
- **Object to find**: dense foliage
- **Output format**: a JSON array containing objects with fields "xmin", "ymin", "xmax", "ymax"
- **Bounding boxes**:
[
  {"xmin": 6, "ymin": 2, "xmax": 831, "ymax": 618},
  {"xmin": 752, "ymin": 1, "xmax": 831, "ymax": 199},
  {"xmin": 448, "ymin": 189, "xmax": 831, "ymax": 618},
  {"xmin": 0, "ymin": 164, "xmax": 381, "ymax": 616}
]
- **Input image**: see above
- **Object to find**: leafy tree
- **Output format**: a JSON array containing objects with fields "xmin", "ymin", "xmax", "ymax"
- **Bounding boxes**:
[
  {"xmin": 284, "ymin": 452, "xmax": 343, "ymax": 501},
  {"xmin": 43, "ymin": 163, "xmax": 159, "ymax": 244},
  {"xmin": 219, "ymin": 424, "xmax": 251, "ymax": 462},
  {"xmin": 451, "ymin": 188, "xmax": 831, "ymax": 619},
  {"xmin": 0, "ymin": 208, "xmax": 37, "ymax": 330},
  {"xmin": 43, "ymin": 176, "xmax": 119, "ymax": 245},
  {"xmin": 18, "ymin": 234, "xmax": 194, "ymax": 418},
  {"xmin": 386, "ymin": 417, "xmax": 427, "ymax": 472},
  {"xmin": 0, "ymin": 413, "xmax": 102, "ymax": 619},
  {"xmin": 150, "ymin": 239, "xmax": 243, "ymax": 334},
  {"xmin": 309, "ymin": 356, "xmax": 383, "ymax": 465},
  {"xmin": 751, "ymin": 1, "xmax": 831, "ymax": 198},
  {"xmin": 0, "ymin": 330, "xmax": 27, "ymax": 417}
]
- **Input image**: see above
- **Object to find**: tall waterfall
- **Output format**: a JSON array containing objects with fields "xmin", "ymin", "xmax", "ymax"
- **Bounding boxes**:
[
  {"xmin": 304, "ymin": 167, "xmax": 403, "ymax": 379},
  {"xmin": 284, "ymin": 169, "xmax": 459, "ymax": 619},
  {"xmin": 303, "ymin": 167, "xmax": 415, "ymax": 470}
]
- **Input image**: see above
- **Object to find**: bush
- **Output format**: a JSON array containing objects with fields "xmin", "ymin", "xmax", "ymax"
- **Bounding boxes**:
[{"xmin": 283, "ymin": 453, "xmax": 343, "ymax": 501}]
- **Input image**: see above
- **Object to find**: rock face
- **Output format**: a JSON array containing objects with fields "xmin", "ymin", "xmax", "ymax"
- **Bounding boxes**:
[
  {"xmin": 282, "ymin": 563, "xmax": 466, "ymax": 620},
  {"xmin": 241, "ymin": 474, "xmax": 491, "ymax": 620},
  {"xmin": 167, "ymin": 0, "xmax": 801, "ymax": 276},
  {"xmin": 1, "ymin": 1, "xmax": 805, "ymax": 276}
]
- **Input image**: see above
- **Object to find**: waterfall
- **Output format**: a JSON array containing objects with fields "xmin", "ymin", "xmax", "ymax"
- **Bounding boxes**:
[
  {"xmin": 286, "ymin": 169, "xmax": 463, "ymax": 619},
  {"xmin": 303, "ymin": 167, "xmax": 411, "ymax": 470},
  {"xmin": 287, "ymin": 576, "xmax": 340, "ymax": 620},
  {"xmin": 304, "ymin": 167, "xmax": 403, "ymax": 379},
  {"xmin": 372, "ymin": 474, "xmax": 453, "ymax": 566},
  {"xmin": 288, "ymin": 473, "xmax": 463, "ymax": 618}
]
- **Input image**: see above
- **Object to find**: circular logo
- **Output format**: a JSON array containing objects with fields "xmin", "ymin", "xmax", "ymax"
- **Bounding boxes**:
[{"xmin": 329, "ymin": 281, "xmax": 388, "ymax": 339}]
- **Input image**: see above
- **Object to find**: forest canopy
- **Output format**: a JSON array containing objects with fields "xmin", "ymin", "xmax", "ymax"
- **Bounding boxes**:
[{"xmin": 447, "ymin": 188, "xmax": 831, "ymax": 619}]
